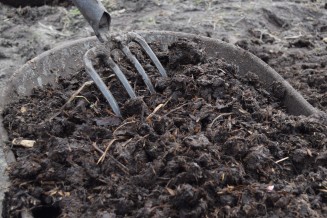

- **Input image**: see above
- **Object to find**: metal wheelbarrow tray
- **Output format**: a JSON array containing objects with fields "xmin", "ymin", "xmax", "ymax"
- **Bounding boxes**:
[{"xmin": 0, "ymin": 31, "xmax": 325, "ymax": 216}]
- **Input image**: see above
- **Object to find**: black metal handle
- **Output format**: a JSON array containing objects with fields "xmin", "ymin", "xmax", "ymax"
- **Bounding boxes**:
[{"xmin": 72, "ymin": 0, "xmax": 111, "ymax": 43}]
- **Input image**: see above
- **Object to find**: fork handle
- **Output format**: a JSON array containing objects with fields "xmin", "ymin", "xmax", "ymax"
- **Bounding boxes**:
[{"xmin": 72, "ymin": 0, "xmax": 111, "ymax": 43}]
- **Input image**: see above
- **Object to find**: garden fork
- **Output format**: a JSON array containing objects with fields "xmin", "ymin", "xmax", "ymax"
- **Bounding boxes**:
[{"xmin": 72, "ymin": 0, "xmax": 167, "ymax": 117}]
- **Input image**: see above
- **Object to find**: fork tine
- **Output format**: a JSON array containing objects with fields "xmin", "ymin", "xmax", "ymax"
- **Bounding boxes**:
[
  {"xmin": 84, "ymin": 48, "xmax": 122, "ymax": 117},
  {"xmin": 120, "ymin": 45, "xmax": 156, "ymax": 94},
  {"xmin": 98, "ymin": 53, "xmax": 137, "ymax": 99},
  {"xmin": 128, "ymin": 32, "xmax": 167, "ymax": 77},
  {"xmin": 82, "ymin": 32, "xmax": 167, "ymax": 116}
]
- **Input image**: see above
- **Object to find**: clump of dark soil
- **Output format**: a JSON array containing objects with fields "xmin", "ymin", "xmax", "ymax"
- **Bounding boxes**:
[
  {"xmin": 236, "ymin": 30, "xmax": 327, "ymax": 112},
  {"xmin": 2, "ymin": 39, "xmax": 327, "ymax": 217}
]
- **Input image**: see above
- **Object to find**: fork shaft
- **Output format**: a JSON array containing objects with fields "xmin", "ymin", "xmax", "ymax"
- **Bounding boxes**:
[{"xmin": 72, "ymin": 0, "xmax": 111, "ymax": 43}]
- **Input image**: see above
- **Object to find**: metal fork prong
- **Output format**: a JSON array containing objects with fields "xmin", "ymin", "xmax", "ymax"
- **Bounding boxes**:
[
  {"xmin": 100, "ymin": 55, "xmax": 137, "ymax": 99},
  {"xmin": 84, "ymin": 48, "xmax": 122, "ymax": 117},
  {"xmin": 128, "ymin": 32, "xmax": 167, "ymax": 77},
  {"xmin": 121, "ymin": 45, "xmax": 156, "ymax": 94}
]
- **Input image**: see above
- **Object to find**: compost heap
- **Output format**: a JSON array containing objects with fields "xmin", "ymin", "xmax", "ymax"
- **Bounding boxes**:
[{"xmin": 2, "ymin": 39, "xmax": 327, "ymax": 218}]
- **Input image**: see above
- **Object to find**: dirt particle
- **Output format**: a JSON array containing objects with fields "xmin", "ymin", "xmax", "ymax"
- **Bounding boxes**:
[{"xmin": 183, "ymin": 134, "xmax": 211, "ymax": 149}]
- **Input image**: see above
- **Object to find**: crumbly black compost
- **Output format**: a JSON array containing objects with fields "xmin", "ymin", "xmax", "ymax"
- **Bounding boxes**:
[{"xmin": 2, "ymin": 39, "xmax": 327, "ymax": 218}]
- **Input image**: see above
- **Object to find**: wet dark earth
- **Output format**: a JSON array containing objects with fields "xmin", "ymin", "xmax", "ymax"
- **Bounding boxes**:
[
  {"xmin": 2, "ymin": 39, "xmax": 327, "ymax": 217},
  {"xmin": 0, "ymin": 0, "xmax": 327, "ymax": 217}
]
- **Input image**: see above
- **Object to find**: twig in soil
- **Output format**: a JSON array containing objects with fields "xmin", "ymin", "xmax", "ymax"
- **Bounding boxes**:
[
  {"xmin": 75, "ymin": 95, "xmax": 91, "ymax": 104},
  {"xmin": 149, "ymin": 204, "xmax": 171, "ymax": 212},
  {"xmin": 18, "ymin": 181, "xmax": 34, "ymax": 188},
  {"xmin": 164, "ymin": 102, "xmax": 190, "ymax": 117},
  {"xmin": 284, "ymin": 33, "xmax": 303, "ymax": 39},
  {"xmin": 93, "ymin": 141, "xmax": 130, "ymax": 175},
  {"xmin": 121, "ymin": 138, "xmax": 133, "ymax": 147},
  {"xmin": 165, "ymin": 187, "xmax": 176, "ymax": 196},
  {"xmin": 146, "ymin": 103, "xmax": 165, "ymax": 121},
  {"xmin": 61, "ymin": 81, "xmax": 94, "ymax": 107},
  {"xmin": 132, "ymin": 134, "xmax": 149, "ymax": 147},
  {"xmin": 113, "ymin": 121, "xmax": 136, "ymax": 136},
  {"xmin": 307, "ymin": 149, "xmax": 313, "ymax": 157},
  {"xmin": 107, "ymin": 155, "xmax": 130, "ymax": 175},
  {"xmin": 217, "ymin": 68, "xmax": 228, "ymax": 74},
  {"xmin": 92, "ymin": 142, "xmax": 104, "ymax": 154},
  {"xmin": 233, "ymin": 16, "xmax": 245, "ymax": 26},
  {"xmin": 275, "ymin": 157, "xmax": 289, "ymax": 164},
  {"xmin": 61, "ymin": 81, "xmax": 94, "ymax": 105},
  {"xmin": 208, "ymin": 113, "xmax": 233, "ymax": 129},
  {"xmin": 97, "ymin": 139, "xmax": 117, "ymax": 164},
  {"xmin": 12, "ymin": 138, "xmax": 35, "ymax": 148},
  {"xmin": 48, "ymin": 81, "xmax": 94, "ymax": 121},
  {"xmin": 146, "ymin": 97, "xmax": 171, "ymax": 122}
]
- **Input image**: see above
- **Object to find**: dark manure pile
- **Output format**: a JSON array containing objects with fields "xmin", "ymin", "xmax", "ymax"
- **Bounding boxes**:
[{"xmin": 2, "ymin": 39, "xmax": 327, "ymax": 217}]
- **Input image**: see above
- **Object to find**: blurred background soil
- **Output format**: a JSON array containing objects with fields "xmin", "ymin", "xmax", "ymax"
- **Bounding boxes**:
[{"xmin": 0, "ymin": 0, "xmax": 326, "ymax": 111}]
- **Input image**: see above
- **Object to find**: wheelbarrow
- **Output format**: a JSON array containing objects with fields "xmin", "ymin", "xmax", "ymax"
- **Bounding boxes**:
[{"xmin": 0, "ymin": 30, "xmax": 325, "ymax": 216}]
